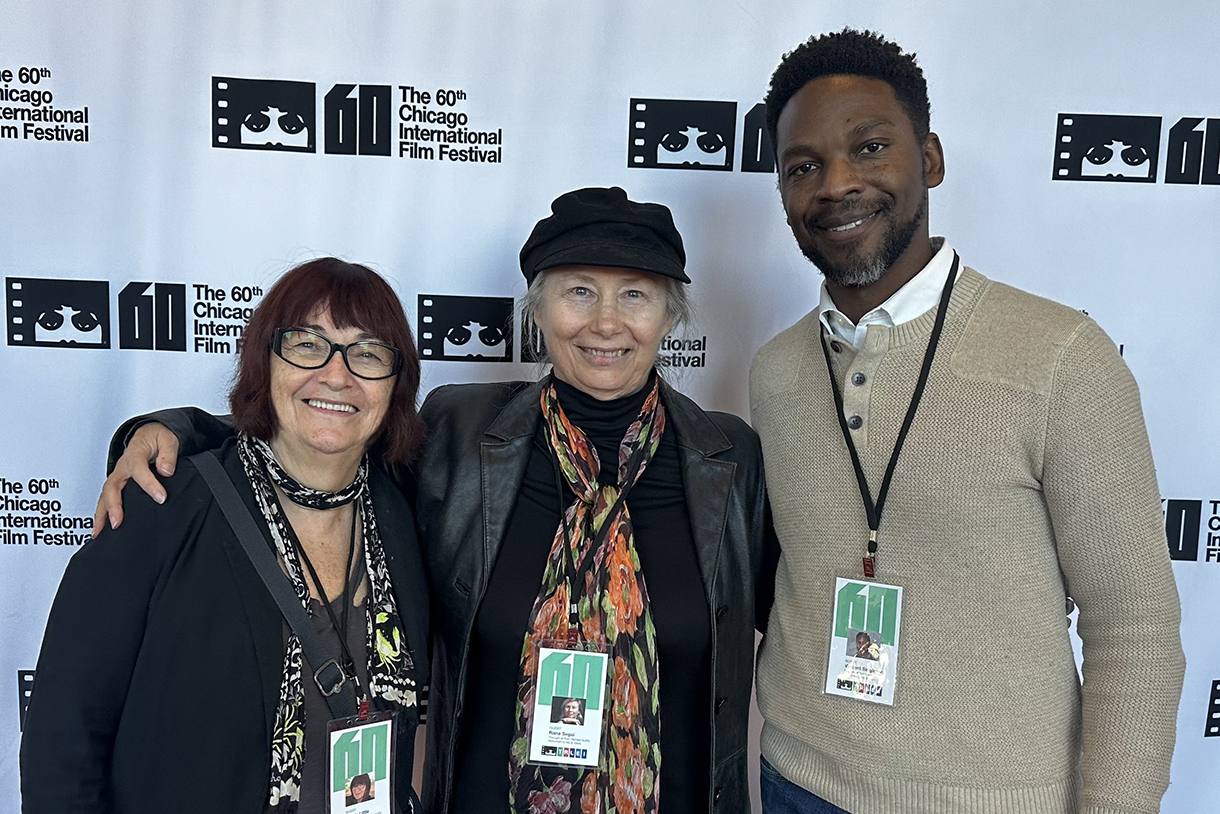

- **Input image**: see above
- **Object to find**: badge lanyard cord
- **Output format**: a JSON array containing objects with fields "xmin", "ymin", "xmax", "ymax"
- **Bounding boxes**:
[
  {"xmin": 275, "ymin": 492, "xmax": 367, "ymax": 706},
  {"xmin": 820, "ymin": 252, "xmax": 959, "ymax": 577}
]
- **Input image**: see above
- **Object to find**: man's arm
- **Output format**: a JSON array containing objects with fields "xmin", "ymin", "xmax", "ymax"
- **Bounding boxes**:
[
  {"xmin": 105, "ymin": 407, "xmax": 236, "ymax": 473},
  {"xmin": 1043, "ymin": 319, "xmax": 1184, "ymax": 814},
  {"xmin": 93, "ymin": 408, "xmax": 235, "ymax": 534}
]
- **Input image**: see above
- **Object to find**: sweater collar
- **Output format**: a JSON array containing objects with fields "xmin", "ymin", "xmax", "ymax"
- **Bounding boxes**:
[{"xmin": 817, "ymin": 237, "xmax": 957, "ymax": 349}]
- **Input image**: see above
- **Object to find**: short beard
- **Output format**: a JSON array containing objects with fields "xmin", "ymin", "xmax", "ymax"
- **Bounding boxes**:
[{"xmin": 800, "ymin": 197, "xmax": 926, "ymax": 289}]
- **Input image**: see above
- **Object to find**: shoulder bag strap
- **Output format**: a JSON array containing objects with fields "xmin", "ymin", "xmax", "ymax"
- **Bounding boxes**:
[{"xmin": 190, "ymin": 450, "xmax": 359, "ymax": 720}]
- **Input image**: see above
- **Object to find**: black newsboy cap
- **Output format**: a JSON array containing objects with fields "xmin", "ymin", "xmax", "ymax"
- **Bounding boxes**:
[{"xmin": 519, "ymin": 187, "xmax": 690, "ymax": 284}]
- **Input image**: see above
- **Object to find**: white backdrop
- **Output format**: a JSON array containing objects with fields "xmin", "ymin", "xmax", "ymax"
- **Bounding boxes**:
[{"xmin": 2, "ymin": 1, "xmax": 1217, "ymax": 811}]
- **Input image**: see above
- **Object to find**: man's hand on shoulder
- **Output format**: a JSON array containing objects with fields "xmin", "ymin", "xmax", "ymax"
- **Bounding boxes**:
[{"xmin": 91, "ymin": 423, "xmax": 180, "ymax": 536}]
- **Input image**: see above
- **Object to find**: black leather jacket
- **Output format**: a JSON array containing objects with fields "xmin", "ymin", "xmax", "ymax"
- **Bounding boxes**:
[{"xmin": 414, "ymin": 379, "xmax": 776, "ymax": 814}]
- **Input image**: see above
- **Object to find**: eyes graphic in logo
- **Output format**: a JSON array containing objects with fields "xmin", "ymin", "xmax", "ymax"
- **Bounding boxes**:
[
  {"xmin": 1081, "ymin": 139, "xmax": 1153, "ymax": 178},
  {"xmin": 443, "ymin": 321, "xmax": 507, "ymax": 358},
  {"xmin": 656, "ymin": 125, "xmax": 727, "ymax": 166},
  {"xmin": 34, "ymin": 304, "xmax": 104, "ymax": 345},
  {"xmin": 240, "ymin": 105, "xmax": 311, "ymax": 148}
]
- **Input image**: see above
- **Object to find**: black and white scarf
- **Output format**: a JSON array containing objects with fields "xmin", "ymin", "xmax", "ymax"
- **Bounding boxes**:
[{"xmin": 237, "ymin": 434, "xmax": 417, "ymax": 811}]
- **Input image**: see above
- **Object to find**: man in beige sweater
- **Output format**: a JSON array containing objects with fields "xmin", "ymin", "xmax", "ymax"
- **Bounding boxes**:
[{"xmin": 750, "ymin": 29, "xmax": 1184, "ymax": 814}]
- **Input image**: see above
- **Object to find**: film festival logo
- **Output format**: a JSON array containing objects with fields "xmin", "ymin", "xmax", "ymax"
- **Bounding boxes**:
[
  {"xmin": 7, "ymin": 277, "xmax": 187, "ymax": 351},
  {"xmin": 628, "ymin": 100, "xmax": 776, "ymax": 173},
  {"xmin": 417, "ymin": 295, "xmax": 514, "ymax": 362},
  {"xmin": 1163, "ymin": 498, "xmax": 1220, "ymax": 563},
  {"xmin": 6, "ymin": 277, "xmax": 109, "ymax": 348},
  {"xmin": 212, "ymin": 77, "xmax": 392, "ymax": 156},
  {"xmin": 1054, "ymin": 113, "xmax": 1220, "ymax": 184}
]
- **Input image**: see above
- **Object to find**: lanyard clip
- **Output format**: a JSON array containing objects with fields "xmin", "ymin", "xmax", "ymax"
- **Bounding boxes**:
[{"xmin": 863, "ymin": 531, "xmax": 878, "ymax": 578}]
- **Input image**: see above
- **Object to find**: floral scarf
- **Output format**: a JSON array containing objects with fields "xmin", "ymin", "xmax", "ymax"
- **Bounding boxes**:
[
  {"xmin": 237, "ymin": 435, "xmax": 418, "ymax": 812},
  {"xmin": 508, "ymin": 380, "xmax": 665, "ymax": 814}
]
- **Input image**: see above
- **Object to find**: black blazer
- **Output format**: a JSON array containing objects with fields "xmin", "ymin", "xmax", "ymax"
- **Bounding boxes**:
[{"xmin": 20, "ymin": 439, "xmax": 429, "ymax": 814}]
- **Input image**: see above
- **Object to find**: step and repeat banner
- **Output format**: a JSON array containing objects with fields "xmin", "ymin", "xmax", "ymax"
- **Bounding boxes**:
[{"xmin": 2, "ymin": 1, "xmax": 1217, "ymax": 811}]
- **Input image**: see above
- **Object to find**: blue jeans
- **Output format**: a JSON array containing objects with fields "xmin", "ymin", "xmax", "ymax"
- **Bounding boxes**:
[{"xmin": 760, "ymin": 756, "xmax": 851, "ymax": 814}]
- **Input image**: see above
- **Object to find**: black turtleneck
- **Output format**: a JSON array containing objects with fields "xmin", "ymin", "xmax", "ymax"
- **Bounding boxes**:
[{"xmin": 450, "ymin": 375, "xmax": 711, "ymax": 813}]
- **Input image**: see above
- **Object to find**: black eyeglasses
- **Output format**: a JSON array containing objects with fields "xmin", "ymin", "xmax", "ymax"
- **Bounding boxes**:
[{"xmin": 271, "ymin": 328, "xmax": 403, "ymax": 380}]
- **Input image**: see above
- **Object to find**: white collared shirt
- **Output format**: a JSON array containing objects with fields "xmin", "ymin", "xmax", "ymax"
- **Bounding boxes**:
[{"xmin": 817, "ymin": 237, "xmax": 960, "ymax": 349}]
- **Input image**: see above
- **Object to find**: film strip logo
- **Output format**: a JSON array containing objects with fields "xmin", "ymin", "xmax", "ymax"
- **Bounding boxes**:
[
  {"xmin": 417, "ymin": 294, "xmax": 514, "ymax": 362},
  {"xmin": 1052, "ymin": 113, "xmax": 1160, "ymax": 182},
  {"xmin": 18, "ymin": 670, "xmax": 35, "ymax": 731},
  {"xmin": 6, "ymin": 277, "xmax": 110, "ymax": 349},
  {"xmin": 1207, "ymin": 680, "xmax": 1220, "ymax": 737},
  {"xmin": 212, "ymin": 76, "xmax": 316, "ymax": 153},
  {"xmin": 628, "ymin": 99, "xmax": 737, "ymax": 171}
]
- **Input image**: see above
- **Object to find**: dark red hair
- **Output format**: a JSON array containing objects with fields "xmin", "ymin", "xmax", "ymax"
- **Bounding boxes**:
[{"xmin": 229, "ymin": 258, "xmax": 424, "ymax": 464}]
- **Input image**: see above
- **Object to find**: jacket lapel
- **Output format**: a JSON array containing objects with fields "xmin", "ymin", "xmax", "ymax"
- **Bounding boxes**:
[
  {"xmin": 660, "ymin": 381, "xmax": 736, "ymax": 597},
  {"xmin": 369, "ymin": 464, "xmax": 429, "ymax": 685},
  {"xmin": 480, "ymin": 381, "xmax": 546, "ymax": 584}
]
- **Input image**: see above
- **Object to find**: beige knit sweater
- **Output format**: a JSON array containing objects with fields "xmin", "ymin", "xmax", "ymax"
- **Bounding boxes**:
[{"xmin": 750, "ymin": 267, "xmax": 1184, "ymax": 814}]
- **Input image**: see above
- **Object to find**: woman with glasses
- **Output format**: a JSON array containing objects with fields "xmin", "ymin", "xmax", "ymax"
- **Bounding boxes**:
[{"xmin": 20, "ymin": 258, "xmax": 429, "ymax": 814}]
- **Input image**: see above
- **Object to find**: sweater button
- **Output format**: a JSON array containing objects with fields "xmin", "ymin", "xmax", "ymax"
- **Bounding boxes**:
[
  {"xmin": 851, "ymin": 372, "xmax": 866, "ymax": 386},
  {"xmin": 830, "ymin": 341, "xmax": 843, "ymax": 353},
  {"xmin": 716, "ymin": 605, "xmax": 729, "ymax": 621},
  {"xmin": 713, "ymin": 787, "xmax": 722, "ymax": 804},
  {"xmin": 715, "ymin": 696, "xmax": 728, "ymax": 713},
  {"xmin": 847, "ymin": 415, "xmax": 863, "ymax": 430}
]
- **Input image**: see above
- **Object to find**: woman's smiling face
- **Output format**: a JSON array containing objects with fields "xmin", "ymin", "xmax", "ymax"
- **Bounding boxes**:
[
  {"xmin": 533, "ymin": 265, "xmax": 673, "ymax": 401},
  {"xmin": 268, "ymin": 307, "xmax": 394, "ymax": 469}
]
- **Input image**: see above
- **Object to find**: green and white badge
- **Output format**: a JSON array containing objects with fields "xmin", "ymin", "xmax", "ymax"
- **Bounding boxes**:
[
  {"xmin": 327, "ymin": 711, "xmax": 396, "ymax": 814},
  {"xmin": 527, "ymin": 645, "xmax": 610, "ymax": 767},
  {"xmin": 824, "ymin": 577, "xmax": 903, "ymax": 706}
]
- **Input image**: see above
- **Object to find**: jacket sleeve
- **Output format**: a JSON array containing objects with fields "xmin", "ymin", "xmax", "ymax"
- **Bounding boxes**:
[
  {"xmin": 20, "ymin": 484, "xmax": 168, "ymax": 813},
  {"xmin": 755, "ymin": 495, "xmax": 779, "ymax": 635},
  {"xmin": 106, "ymin": 408, "xmax": 236, "ymax": 474},
  {"xmin": 1041, "ymin": 319, "xmax": 1184, "ymax": 814}
]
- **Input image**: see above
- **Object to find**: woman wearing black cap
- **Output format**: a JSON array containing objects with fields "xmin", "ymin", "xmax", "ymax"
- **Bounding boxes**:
[{"xmin": 95, "ymin": 187, "xmax": 775, "ymax": 814}]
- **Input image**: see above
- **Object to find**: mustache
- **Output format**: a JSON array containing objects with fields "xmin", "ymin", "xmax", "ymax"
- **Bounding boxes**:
[{"xmin": 803, "ymin": 197, "xmax": 895, "ymax": 231}]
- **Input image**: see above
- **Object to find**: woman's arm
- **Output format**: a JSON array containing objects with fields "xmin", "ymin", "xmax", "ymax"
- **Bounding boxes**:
[{"xmin": 21, "ymin": 485, "xmax": 167, "ymax": 813}]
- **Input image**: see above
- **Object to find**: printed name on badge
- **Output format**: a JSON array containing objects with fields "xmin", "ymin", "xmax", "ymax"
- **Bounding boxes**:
[{"xmin": 824, "ymin": 578, "xmax": 903, "ymax": 706}]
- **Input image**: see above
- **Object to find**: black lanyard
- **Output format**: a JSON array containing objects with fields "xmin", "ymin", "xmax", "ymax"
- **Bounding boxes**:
[
  {"xmin": 275, "ymin": 492, "xmax": 364, "ymax": 699},
  {"xmin": 820, "ymin": 252, "xmax": 959, "ymax": 578}
]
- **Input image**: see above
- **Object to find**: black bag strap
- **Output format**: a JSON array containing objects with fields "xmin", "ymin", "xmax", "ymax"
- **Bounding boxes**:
[{"xmin": 190, "ymin": 450, "xmax": 359, "ymax": 720}]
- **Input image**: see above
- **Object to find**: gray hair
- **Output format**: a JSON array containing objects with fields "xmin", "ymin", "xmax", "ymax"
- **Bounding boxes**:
[{"xmin": 519, "ymin": 269, "xmax": 693, "ymax": 367}]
